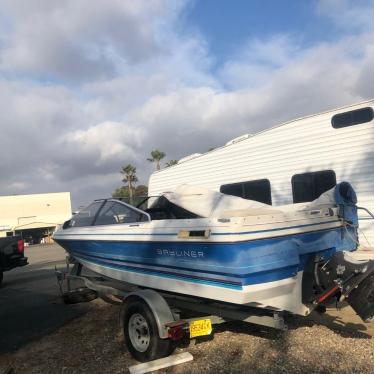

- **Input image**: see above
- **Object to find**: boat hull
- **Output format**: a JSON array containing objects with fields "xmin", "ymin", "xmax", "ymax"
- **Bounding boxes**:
[{"xmin": 55, "ymin": 224, "xmax": 357, "ymax": 315}]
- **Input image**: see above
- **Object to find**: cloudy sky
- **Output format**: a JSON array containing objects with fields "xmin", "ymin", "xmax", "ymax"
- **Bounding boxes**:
[{"xmin": 0, "ymin": 0, "xmax": 374, "ymax": 207}]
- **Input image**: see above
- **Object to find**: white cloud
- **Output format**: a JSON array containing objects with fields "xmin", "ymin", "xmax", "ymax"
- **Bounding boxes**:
[
  {"xmin": 0, "ymin": 0, "xmax": 189, "ymax": 81},
  {"xmin": 317, "ymin": 0, "xmax": 374, "ymax": 31},
  {"xmin": 7, "ymin": 181, "xmax": 29, "ymax": 191},
  {"xmin": 219, "ymin": 35, "xmax": 300, "ymax": 89},
  {"xmin": 61, "ymin": 121, "xmax": 144, "ymax": 165},
  {"xmin": 0, "ymin": 0, "xmax": 374, "ymax": 206}
]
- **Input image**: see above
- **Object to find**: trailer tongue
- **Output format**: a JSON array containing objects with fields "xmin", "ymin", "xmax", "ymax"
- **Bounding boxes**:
[{"xmin": 315, "ymin": 251, "xmax": 374, "ymax": 322}]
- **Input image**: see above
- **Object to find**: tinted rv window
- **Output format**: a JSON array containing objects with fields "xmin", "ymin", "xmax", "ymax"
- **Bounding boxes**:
[
  {"xmin": 292, "ymin": 170, "xmax": 336, "ymax": 203},
  {"xmin": 220, "ymin": 179, "xmax": 272, "ymax": 205},
  {"xmin": 331, "ymin": 107, "xmax": 374, "ymax": 129},
  {"xmin": 220, "ymin": 183, "xmax": 242, "ymax": 198}
]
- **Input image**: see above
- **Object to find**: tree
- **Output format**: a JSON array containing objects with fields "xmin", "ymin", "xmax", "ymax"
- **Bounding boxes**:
[
  {"xmin": 112, "ymin": 186, "xmax": 130, "ymax": 199},
  {"xmin": 147, "ymin": 149, "xmax": 166, "ymax": 170},
  {"xmin": 112, "ymin": 184, "xmax": 148, "ymax": 207},
  {"xmin": 120, "ymin": 164, "xmax": 137, "ymax": 205},
  {"xmin": 165, "ymin": 160, "xmax": 178, "ymax": 167},
  {"xmin": 135, "ymin": 185, "xmax": 148, "ymax": 196}
]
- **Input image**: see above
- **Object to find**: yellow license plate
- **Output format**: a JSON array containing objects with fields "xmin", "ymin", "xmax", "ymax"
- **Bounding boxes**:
[{"xmin": 189, "ymin": 319, "xmax": 212, "ymax": 338}]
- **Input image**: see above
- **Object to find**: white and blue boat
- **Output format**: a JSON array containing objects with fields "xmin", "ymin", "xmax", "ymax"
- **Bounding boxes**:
[{"xmin": 53, "ymin": 182, "xmax": 374, "ymax": 320}]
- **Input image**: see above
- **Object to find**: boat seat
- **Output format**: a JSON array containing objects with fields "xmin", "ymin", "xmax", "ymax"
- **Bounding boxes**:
[
  {"xmin": 94, "ymin": 215, "xmax": 118, "ymax": 225},
  {"xmin": 145, "ymin": 196, "xmax": 200, "ymax": 220}
]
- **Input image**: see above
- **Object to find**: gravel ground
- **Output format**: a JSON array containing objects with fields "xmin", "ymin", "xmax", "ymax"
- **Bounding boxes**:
[{"xmin": 0, "ymin": 299, "xmax": 373, "ymax": 374}]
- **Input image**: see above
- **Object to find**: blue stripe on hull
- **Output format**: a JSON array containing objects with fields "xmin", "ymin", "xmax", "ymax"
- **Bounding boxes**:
[
  {"xmin": 72, "ymin": 250, "xmax": 299, "ymax": 287},
  {"xmin": 76, "ymin": 254, "xmax": 244, "ymax": 290},
  {"xmin": 55, "ymin": 226, "xmax": 357, "ymax": 287}
]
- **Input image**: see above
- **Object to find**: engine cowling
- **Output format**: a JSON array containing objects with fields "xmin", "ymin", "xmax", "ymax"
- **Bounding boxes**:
[{"xmin": 303, "ymin": 251, "xmax": 374, "ymax": 322}]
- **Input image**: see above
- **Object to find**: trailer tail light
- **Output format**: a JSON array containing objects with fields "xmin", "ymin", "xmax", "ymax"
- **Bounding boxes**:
[
  {"xmin": 166, "ymin": 321, "xmax": 187, "ymax": 341},
  {"xmin": 168, "ymin": 325, "xmax": 185, "ymax": 340},
  {"xmin": 17, "ymin": 239, "xmax": 24, "ymax": 253}
]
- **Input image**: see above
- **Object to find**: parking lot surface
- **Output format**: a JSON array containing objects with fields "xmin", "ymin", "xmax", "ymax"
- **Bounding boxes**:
[
  {"xmin": 0, "ymin": 244, "xmax": 89, "ymax": 352},
  {"xmin": 0, "ymin": 244, "xmax": 373, "ymax": 373}
]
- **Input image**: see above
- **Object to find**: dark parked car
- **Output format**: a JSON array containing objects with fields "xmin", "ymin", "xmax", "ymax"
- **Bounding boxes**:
[{"xmin": 0, "ymin": 236, "xmax": 28, "ymax": 285}]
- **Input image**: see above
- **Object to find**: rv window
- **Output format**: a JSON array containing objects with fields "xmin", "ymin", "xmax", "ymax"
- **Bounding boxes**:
[
  {"xmin": 69, "ymin": 202, "xmax": 103, "ymax": 227},
  {"xmin": 220, "ymin": 183, "xmax": 242, "ymax": 198},
  {"xmin": 292, "ymin": 170, "xmax": 336, "ymax": 203},
  {"xmin": 94, "ymin": 201, "xmax": 146, "ymax": 225},
  {"xmin": 220, "ymin": 179, "xmax": 272, "ymax": 205},
  {"xmin": 331, "ymin": 107, "xmax": 374, "ymax": 129}
]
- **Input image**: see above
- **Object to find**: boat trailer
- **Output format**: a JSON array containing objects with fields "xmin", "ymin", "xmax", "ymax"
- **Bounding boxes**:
[
  {"xmin": 56, "ymin": 257, "xmax": 287, "ymax": 362},
  {"xmin": 56, "ymin": 248, "xmax": 374, "ymax": 362}
]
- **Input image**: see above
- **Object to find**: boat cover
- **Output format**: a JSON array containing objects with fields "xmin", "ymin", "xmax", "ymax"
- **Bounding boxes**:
[
  {"xmin": 163, "ymin": 185, "xmax": 280, "ymax": 218},
  {"xmin": 162, "ymin": 182, "xmax": 357, "ymax": 219}
]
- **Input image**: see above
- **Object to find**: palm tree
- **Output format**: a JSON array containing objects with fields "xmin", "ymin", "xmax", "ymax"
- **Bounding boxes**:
[
  {"xmin": 147, "ymin": 149, "xmax": 166, "ymax": 170},
  {"xmin": 165, "ymin": 160, "xmax": 178, "ymax": 167},
  {"xmin": 120, "ymin": 164, "xmax": 138, "ymax": 205}
]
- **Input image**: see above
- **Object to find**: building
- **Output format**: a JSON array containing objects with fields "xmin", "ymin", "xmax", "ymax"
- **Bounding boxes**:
[
  {"xmin": 0, "ymin": 192, "xmax": 72, "ymax": 244},
  {"xmin": 149, "ymin": 100, "xmax": 374, "ymax": 245}
]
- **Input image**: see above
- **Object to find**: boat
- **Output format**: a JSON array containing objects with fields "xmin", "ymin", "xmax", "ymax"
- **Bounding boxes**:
[{"xmin": 53, "ymin": 182, "xmax": 374, "ymax": 321}]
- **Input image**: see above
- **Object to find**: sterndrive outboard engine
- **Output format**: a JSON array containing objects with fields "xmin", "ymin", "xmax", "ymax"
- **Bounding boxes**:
[
  {"xmin": 314, "ymin": 252, "xmax": 374, "ymax": 322},
  {"xmin": 302, "ymin": 182, "xmax": 374, "ymax": 323}
]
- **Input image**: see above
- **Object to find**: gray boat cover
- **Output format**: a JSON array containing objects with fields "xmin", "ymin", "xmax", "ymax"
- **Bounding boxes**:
[
  {"xmin": 163, "ymin": 185, "xmax": 279, "ymax": 218},
  {"xmin": 162, "ymin": 182, "xmax": 357, "ymax": 219}
]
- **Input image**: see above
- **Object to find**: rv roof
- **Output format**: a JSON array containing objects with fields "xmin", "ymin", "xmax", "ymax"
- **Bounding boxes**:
[{"xmin": 154, "ymin": 98, "xmax": 374, "ymax": 172}]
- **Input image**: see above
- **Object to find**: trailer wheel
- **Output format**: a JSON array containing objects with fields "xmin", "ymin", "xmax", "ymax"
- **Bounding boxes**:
[
  {"xmin": 62, "ymin": 287, "xmax": 97, "ymax": 304},
  {"xmin": 123, "ymin": 299, "xmax": 174, "ymax": 362}
]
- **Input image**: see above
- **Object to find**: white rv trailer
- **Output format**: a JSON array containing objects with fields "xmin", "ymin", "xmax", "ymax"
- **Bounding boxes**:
[{"xmin": 148, "ymin": 100, "xmax": 374, "ymax": 245}]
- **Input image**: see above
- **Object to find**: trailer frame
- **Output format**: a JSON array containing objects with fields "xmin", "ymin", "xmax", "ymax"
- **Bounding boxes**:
[{"xmin": 56, "ymin": 257, "xmax": 287, "ymax": 361}]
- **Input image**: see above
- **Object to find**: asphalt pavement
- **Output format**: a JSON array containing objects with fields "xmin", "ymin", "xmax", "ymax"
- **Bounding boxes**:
[{"xmin": 0, "ymin": 243, "xmax": 89, "ymax": 353}]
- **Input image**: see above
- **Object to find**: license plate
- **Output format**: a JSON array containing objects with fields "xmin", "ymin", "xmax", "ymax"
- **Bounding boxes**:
[{"xmin": 189, "ymin": 319, "xmax": 212, "ymax": 338}]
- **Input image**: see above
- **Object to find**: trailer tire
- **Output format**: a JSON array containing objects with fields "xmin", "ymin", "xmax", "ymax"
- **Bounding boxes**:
[
  {"xmin": 123, "ymin": 298, "xmax": 174, "ymax": 362},
  {"xmin": 62, "ymin": 287, "xmax": 98, "ymax": 304}
]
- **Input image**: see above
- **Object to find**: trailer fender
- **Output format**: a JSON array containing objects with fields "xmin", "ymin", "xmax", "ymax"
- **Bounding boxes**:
[{"xmin": 121, "ymin": 289, "xmax": 175, "ymax": 339}]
